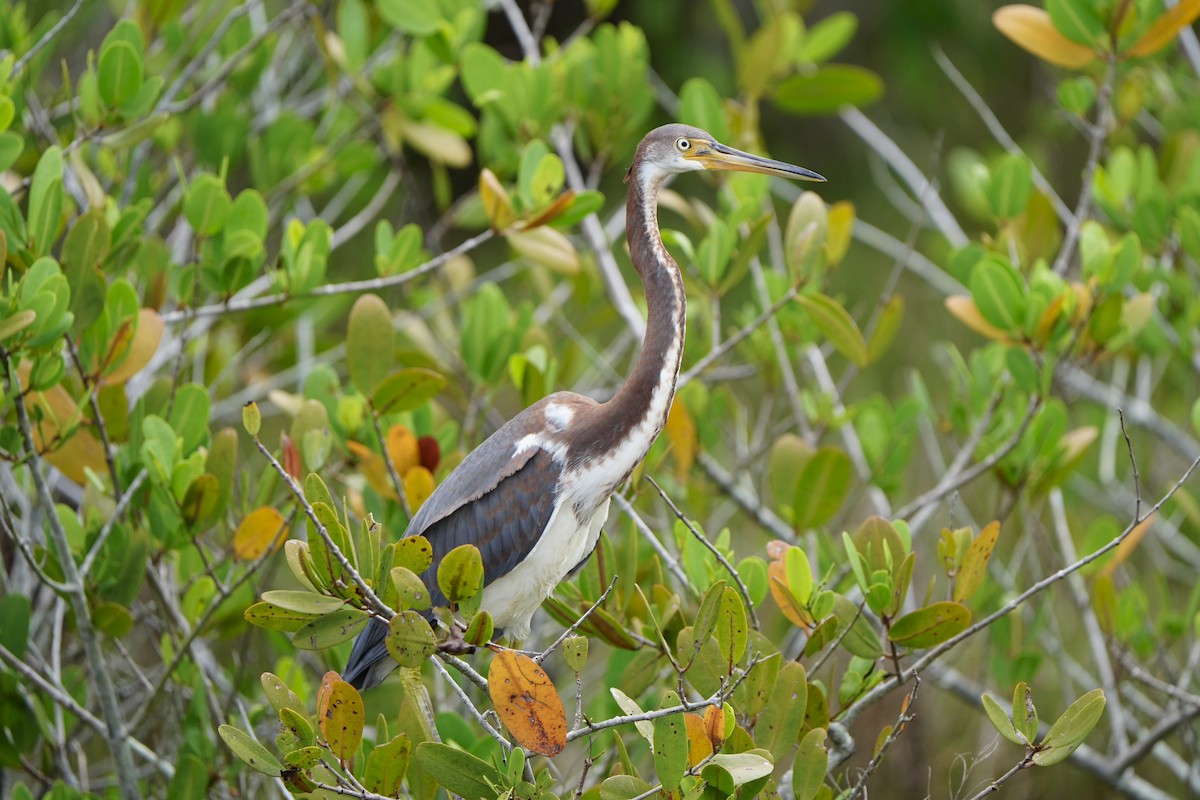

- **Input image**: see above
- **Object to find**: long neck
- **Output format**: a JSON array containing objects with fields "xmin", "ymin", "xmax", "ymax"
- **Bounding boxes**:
[{"xmin": 568, "ymin": 168, "xmax": 687, "ymax": 469}]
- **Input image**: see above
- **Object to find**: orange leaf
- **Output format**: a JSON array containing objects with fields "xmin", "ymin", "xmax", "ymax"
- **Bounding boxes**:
[
  {"xmin": 386, "ymin": 425, "xmax": 420, "ymax": 475},
  {"xmin": 664, "ymin": 399, "xmax": 697, "ymax": 479},
  {"xmin": 993, "ymin": 5, "xmax": 1097, "ymax": 68},
  {"xmin": 235, "ymin": 507, "xmax": 289, "ymax": 559},
  {"xmin": 403, "ymin": 466, "xmax": 435, "ymax": 512},
  {"xmin": 683, "ymin": 713, "xmax": 714, "ymax": 767},
  {"xmin": 281, "ymin": 434, "xmax": 302, "ymax": 482},
  {"xmin": 1127, "ymin": 0, "xmax": 1200, "ymax": 56},
  {"xmin": 945, "ymin": 296, "xmax": 1014, "ymax": 343},
  {"xmin": 320, "ymin": 679, "xmax": 365, "ymax": 763},
  {"xmin": 104, "ymin": 309, "xmax": 164, "ymax": 384},
  {"xmin": 19, "ymin": 362, "xmax": 107, "ymax": 485},
  {"xmin": 487, "ymin": 650, "xmax": 567, "ymax": 756},
  {"xmin": 316, "ymin": 671, "xmax": 339, "ymax": 723},
  {"xmin": 702, "ymin": 704, "xmax": 726, "ymax": 751},
  {"xmin": 347, "ymin": 440, "xmax": 397, "ymax": 500}
]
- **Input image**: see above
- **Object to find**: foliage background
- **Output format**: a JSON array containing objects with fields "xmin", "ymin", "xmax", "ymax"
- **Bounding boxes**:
[{"xmin": 2, "ymin": 0, "xmax": 1199, "ymax": 798}]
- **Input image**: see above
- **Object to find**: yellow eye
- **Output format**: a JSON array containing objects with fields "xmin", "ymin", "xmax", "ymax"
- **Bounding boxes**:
[{"xmin": 676, "ymin": 138, "xmax": 691, "ymax": 151}]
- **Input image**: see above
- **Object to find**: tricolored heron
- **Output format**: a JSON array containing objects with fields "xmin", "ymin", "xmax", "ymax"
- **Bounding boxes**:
[{"xmin": 344, "ymin": 123, "xmax": 825, "ymax": 690}]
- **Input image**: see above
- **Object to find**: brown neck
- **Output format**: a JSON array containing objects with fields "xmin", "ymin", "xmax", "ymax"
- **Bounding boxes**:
[{"xmin": 569, "ymin": 167, "xmax": 686, "ymax": 467}]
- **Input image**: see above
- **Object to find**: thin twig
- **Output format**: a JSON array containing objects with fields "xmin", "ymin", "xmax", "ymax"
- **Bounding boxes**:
[
  {"xmin": 536, "ymin": 576, "xmax": 618, "ymax": 664},
  {"xmin": 1, "ymin": 347, "xmax": 143, "ymax": 800},
  {"xmin": 647, "ymin": 476, "xmax": 760, "ymax": 630},
  {"xmin": 11, "ymin": 0, "xmax": 86, "ymax": 80},
  {"xmin": 612, "ymin": 493, "xmax": 695, "ymax": 595},
  {"xmin": 678, "ymin": 285, "xmax": 799, "ymax": 386},
  {"xmin": 846, "ymin": 675, "xmax": 920, "ymax": 800},
  {"xmin": 160, "ymin": 228, "xmax": 495, "ymax": 324},
  {"xmin": 1118, "ymin": 410, "xmax": 1142, "ymax": 521}
]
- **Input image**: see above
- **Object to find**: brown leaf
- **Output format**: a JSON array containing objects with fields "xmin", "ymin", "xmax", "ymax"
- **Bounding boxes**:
[
  {"xmin": 664, "ymin": 399, "xmax": 697, "ymax": 479},
  {"xmin": 19, "ymin": 362, "xmax": 107, "ymax": 485},
  {"xmin": 487, "ymin": 650, "xmax": 567, "ymax": 756},
  {"xmin": 702, "ymin": 704, "xmax": 726, "ymax": 751}
]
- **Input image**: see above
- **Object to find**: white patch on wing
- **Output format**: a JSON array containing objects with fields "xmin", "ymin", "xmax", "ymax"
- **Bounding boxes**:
[{"xmin": 545, "ymin": 403, "xmax": 573, "ymax": 432}]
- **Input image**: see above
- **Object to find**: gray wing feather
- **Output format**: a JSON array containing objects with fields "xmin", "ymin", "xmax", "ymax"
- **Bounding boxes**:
[{"xmin": 345, "ymin": 416, "xmax": 563, "ymax": 690}]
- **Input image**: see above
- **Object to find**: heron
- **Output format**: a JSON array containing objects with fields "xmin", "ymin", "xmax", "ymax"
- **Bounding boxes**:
[{"xmin": 343, "ymin": 123, "xmax": 825, "ymax": 690}]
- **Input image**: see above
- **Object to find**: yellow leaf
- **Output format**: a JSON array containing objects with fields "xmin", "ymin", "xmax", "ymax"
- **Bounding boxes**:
[
  {"xmin": 347, "ymin": 440, "xmax": 397, "ymax": 500},
  {"xmin": 1121, "ymin": 292, "xmax": 1156, "ymax": 338},
  {"xmin": 993, "ymin": 5, "xmax": 1097, "ymax": 68},
  {"xmin": 945, "ymin": 296, "xmax": 1013, "ymax": 343},
  {"xmin": 386, "ymin": 425, "xmax": 420, "ymax": 476},
  {"xmin": 953, "ymin": 521, "xmax": 1001, "ymax": 604},
  {"xmin": 507, "ymin": 226, "xmax": 580, "ymax": 274},
  {"xmin": 825, "ymin": 201, "xmax": 855, "ymax": 267},
  {"xmin": 19, "ymin": 363, "xmax": 107, "ymax": 485},
  {"xmin": 1127, "ymin": 0, "xmax": 1200, "ymax": 56},
  {"xmin": 683, "ymin": 713, "xmax": 714, "ymax": 767},
  {"xmin": 488, "ymin": 650, "xmax": 567, "ymax": 756},
  {"xmin": 403, "ymin": 466, "xmax": 435, "ymax": 512},
  {"xmin": 768, "ymin": 561, "xmax": 811, "ymax": 629},
  {"xmin": 479, "ymin": 168, "xmax": 515, "ymax": 229},
  {"xmin": 104, "ymin": 309, "xmax": 164, "ymax": 384},
  {"xmin": 235, "ymin": 507, "xmax": 289, "ymax": 559},
  {"xmin": 1100, "ymin": 513, "xmax": 1154, "ymax": 577},
  {"xmin": 664, "ymin": 399, "xmax": 697, "ymax": 479}
]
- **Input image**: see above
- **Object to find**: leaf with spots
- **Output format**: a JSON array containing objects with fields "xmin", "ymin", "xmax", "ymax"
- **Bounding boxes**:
[
  {"xmin": 714, "ymin": 585, "xmax": 748, "ymax": 671},
  {"xmin": 753, "ymin": 661, "xmax": 807, "ymax": 755},
  {"xmin": 291, "ymin": 607, "xmax": 368, "ymax": 650},
  {"xmin": 320, "ymin": 680, "xmax": 364, "ymax": 763},
  {"xmin": 391, "ymin": 566, "xmax": 432, "ymax": 611},
  {"xmin": 888, "ymin": 601, "xmax": 971, "ymax": 649},
  {"xmin": 218, "ymin": 724, "xmax": 284, "ymax": 777},
  {"xmin": 793, "ymin": 728, "xmax": 828, "ymax": 800},
  {"xmin": 386, "ymin": 610, "xmax": 437, "ymax": 668},
  {"xmin": 261, "ymin": 673, "xmax": 303, "ymax": 714},
  {"xmin": 684, "ymin": 713, "xmax": 714, "ymax": 767},
  {"xmin": 653, "ymin": 691, "xmax": 688, "ymax": 792},
  {"xmin": 488, "ymin": 649, "xmax": 567, "ymax": 756},
  {"xmin": 394, "ymin": 535, "xmax": 434, "ymax": 576},
  {"xmin": 437, "ymin": 543, "xmax": 484, "ymax": 604},
  {"xmin": 953, "ymin": 521, "xmax": 1001, "ymax": 603}
]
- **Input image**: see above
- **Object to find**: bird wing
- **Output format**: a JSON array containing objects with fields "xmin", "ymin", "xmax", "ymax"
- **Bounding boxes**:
[{"xmin": 343, "ymin": 437, "xmax": 562, "ymax": 690}]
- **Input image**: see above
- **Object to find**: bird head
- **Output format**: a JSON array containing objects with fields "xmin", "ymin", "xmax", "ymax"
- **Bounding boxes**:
[{"xmin": 626, "ymin": 123, "xmax": 826, "ymax": 186}]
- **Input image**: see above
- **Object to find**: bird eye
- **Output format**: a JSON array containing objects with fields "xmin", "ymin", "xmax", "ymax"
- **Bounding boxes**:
[{"xmin": 676, "ymin": 138, "xmax": 690, "ymax": 151}]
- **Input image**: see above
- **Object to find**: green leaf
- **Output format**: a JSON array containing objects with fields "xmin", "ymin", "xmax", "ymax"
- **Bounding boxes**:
[
  {"xmin": 376, "ymin": 0, "xmax": 444, "ymax": 35},
  {"xmin": 412, "ymin": 742, "xmax": 501, "ymax": 799},
  {"xmin": 364, "ymin": 734, "xmax": 411, "ymax": 796},
  {"xmin": 183, "ymin": 174, "xmax": 230, "ymax": 236},
  {"xmin": 754, "ymin": 661, "xmax": 807, "ymax": 754},
  {"xmin": 867, "ymin": 295, "xmax": 904, "ymax": 363},
  {"xmin": 1033, "ymin": 688, "xmax": 1106, "ymax": 766},
  {"xmin": 1012, "ymin": 681, "xmax": 1039, "ymax": 744},
  {"xmin": 98, "ymin": 41, "xmax": 144, "ymax": 107},
  {"xmin": 953, "ymin": 521, "xmax": 1000, "ymax": 603},
  {"xmin": 784, "ymin": 546, "xmax": 814, "ymax": 605},
  {"xmin": 395, "ymin": 535, "xmax": 434, "ymax": 575},
  {"xmin": 390, "ymin": 566, "xmax": 432, "ymax": 611},
  {"xmin": 27, "ymin": 146, "xmax": 64, "ymax": 257},
  {"xmin": 832, "ymin": 594, "xmax": 883, "ymax": 659},
  {"xmin": 706, "ymin": 751, "xmax": 774, "ymax": 785},
  {"xmin": 987, "ymin": 154, "xmax": 1034, "ymax": 219},
  {"xmin": 260, "ymin": 590, "xmax": 346, "ymax": 615},
  {"xmin": 653, "ymin": 692, "xmax": 688, "ymax": 793},
  {"xmin": 0, "ymin": 131, "xmax": 23, "ymax": 172},
  {"xmin": 291, "ymin": 607, "xmax": 369, "ymax": 649},
  {"xmin": 437, "ymin": 544, "xmax": 484, "ymax": 604},
  {"xmin": 678, "ymin": 77, "xmax": 730, "ymax": 143},
  {"xmin": 797, "ymin": 293, "xmax": 869, "ymax": 367},
  {"xmin": 279, "ymin": 707, "xmax": 315, "ymax": 748},
  {"xmin": 1046, "ymin": 0, "xmax": 1107, "ymax": 45},
  {"xmin": 218, "ymin": 724, "xmax": 284, "ymax": 776},
  {"xmin": 773, "ymin": 65, "xmax": 884, "ymax": 115},
  {"xmin": 166, "ymin": 753, "xmax": 208, "ymax": 800},
  {"xmin": 372, "ymin": 367, "xmax": 446, "ymax": 414},
  {"xmin": 969, "ymin": 257, "xmax": 1025, "ymax": 331},
  {"xmin": 792, "ymin": 447, "xmax": 853, "ymax": 531},
  {"xmin": 386, "ymin": 610, "xmax": 437, "ymax": 667},
  {"xmin": 346, "ymin": 294, "xmax": 395, "ymax": 396},
  {"xmin": 714, "ymin": 585, "xmax": 748, "ymax": 669},
  {"xmin": 600, "ymin": 775, "xmax": 653, "ymax": 800},
  {"xmin": 797, "ymin": 12, "xmax": 858, "ymax": 63},
  {"xmin": 888, "ymin": 601, "xmax": 971, "ymax": 648},
  {"xmin": 982, "ymin": 692, "xmax": 1026, "ymax": 745},
  {"xmin": 793, "ymin": 727, "xmax": 828, "ymax": 800}
]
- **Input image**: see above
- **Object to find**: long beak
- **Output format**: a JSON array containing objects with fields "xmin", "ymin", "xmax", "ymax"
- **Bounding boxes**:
[{"xmin": 698, "ymin": 141, "xmax": 826, "ymax": 182}]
